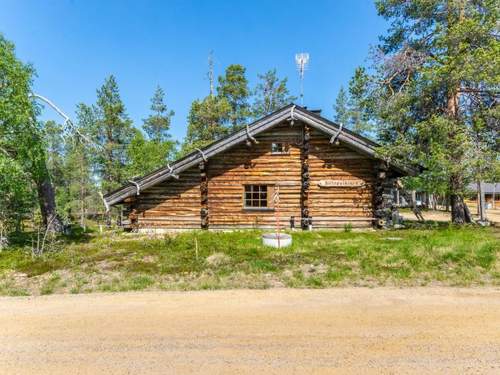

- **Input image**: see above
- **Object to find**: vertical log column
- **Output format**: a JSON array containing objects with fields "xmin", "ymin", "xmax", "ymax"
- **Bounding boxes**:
[
  {"xmin": 373, "ymin": 162, "xmax": 386, "ymax": 227},
  {"xmin": 373, "ymin": 162, "xmax": 397, "ymax": 227},
  {"xmin": 127, "ymin": 197, "xmax": 139, "ymax": 232},
  {"xmin": 200, "ymin": 161, "xmax": 209, "ymax": 229},
  {"xmin": 300, "ymin": 124, "xmax": 311, "ymax": 229},
  {"xmin": 373, "ymin": 162, "xmax": 388, "ymax": 227}
]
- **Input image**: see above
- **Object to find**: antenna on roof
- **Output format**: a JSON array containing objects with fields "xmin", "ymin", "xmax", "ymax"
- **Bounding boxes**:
[{"xmin": 295, "ymin": 52, "xmax": 309, "ymax": 105}]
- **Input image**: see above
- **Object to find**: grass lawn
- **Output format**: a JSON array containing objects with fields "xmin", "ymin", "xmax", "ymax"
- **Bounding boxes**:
[{"xmin": 0, "ymin": 224, "xmax": 499, "ymax": 296}]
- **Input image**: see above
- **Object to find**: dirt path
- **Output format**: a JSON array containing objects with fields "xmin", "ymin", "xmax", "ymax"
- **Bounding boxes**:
[{"xmin": 1, "ymin": 288, "xmax": 500, "ymax": 374}]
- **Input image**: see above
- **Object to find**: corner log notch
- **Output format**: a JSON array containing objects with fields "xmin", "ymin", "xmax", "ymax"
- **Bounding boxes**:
[
  {"xmin": 300, "ymin": 123, "xmax": 311, "ymax": 229},
  {"xmin": 200, "ymin": 161, "xmax": 209, "ymax": 229}
]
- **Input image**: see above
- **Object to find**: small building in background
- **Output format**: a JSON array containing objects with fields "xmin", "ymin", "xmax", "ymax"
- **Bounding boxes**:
[{"xmin": 467, "ymin": 183, "xmax": 499, "ymax": 208}]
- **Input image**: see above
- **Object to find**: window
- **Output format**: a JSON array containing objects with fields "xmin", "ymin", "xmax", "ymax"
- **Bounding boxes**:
[
  {"xmin": 244, "ymin": 185, "xmax": 269, "ymax": 208},
  {"xmin": 271, "ymin": 142, "xmax": 288, "ymax": 154}
]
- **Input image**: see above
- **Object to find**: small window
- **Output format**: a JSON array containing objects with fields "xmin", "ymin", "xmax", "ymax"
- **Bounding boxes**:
[
  {"xmin": 271, "ymin": 142, "xmax": 288, "ymax": 154},
  {"xmin": 244, "ymin": 185, "xmax": 268, "ymax": 208}
]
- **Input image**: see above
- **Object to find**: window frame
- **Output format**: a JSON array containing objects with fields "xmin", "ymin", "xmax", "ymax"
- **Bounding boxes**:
[
  {"xmin": 271, "ymin": 142, "xmax": 289, "ymax": 155},
  {"xmin": 243, "ymin": 184, "xmax": 275, "ymax": 211}
]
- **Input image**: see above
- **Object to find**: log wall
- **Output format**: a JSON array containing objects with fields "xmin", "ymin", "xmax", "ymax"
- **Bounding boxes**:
[
  {"xmin": 124, "ymin": 166, "xmax": 201, "ymax": 230},
  {"xmin": 207, "ymin": 123, "xmax": 302, "ymax": 229},
  {"xmin": 124, "ymin": 122, "xmax": 377, "ymax": 230},
  {"xmin": 308, "ymin": 129, "xmax": 375, "ymax": 228}
]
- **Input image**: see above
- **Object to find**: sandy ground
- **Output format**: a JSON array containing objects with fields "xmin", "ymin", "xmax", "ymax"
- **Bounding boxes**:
[
  {"xmin": 400, "ymin": 203, "xmax": 500, "ymax": 224},
  {"xmin": 1, "ymin": 288, "xmax": 500, "ymax": 374}
]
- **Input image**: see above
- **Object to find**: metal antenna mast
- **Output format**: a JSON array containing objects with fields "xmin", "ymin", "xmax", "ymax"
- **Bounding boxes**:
[{"xmin": 295, "ymin": 53, "xmax": 309, "ymax": 105}]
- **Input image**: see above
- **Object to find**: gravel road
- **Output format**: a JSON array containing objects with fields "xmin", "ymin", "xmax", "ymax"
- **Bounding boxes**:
[{"xmin": 1, "ymin": 288, "xmax": 499, "ymax": 374}]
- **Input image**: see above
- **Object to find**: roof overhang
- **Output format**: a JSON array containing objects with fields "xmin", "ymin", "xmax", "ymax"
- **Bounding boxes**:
[{"xmin": 104, "ymin": 104, "xmax": 417, "ymax": 207}]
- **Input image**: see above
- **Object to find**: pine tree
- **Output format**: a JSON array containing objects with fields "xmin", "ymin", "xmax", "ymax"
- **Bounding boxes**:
[
  {"xmin": 347, "ymin": 68, "xmax": 373, "ymax": 136},
  {"xmin": 142, "ymin": 86, "xmax": 174, "ymax": 143},
  {"xmin": 217, "ymin": 64, "xmax": 250, "ymax": 130},
  {"xmin": 181, "ymin": 95, "xmax": 231, "ymax": 155},
  {"xmin": 358, "ymin": 0, "xmax": 499, "ymax": 224},
  {"xmin": 94, "ymin": 75, "xmax": 134, "ymax": 191},
  {"xmin": 252, "ymin": 69, "xmax": 296, "ymax": 118},
  {"xmin": 62, "ymin": 103, "xmax": 97, "ymax": 229},
  {"xmin": 126, "ymin": 87, "xmax": 176, "ymax": 176},
  {"xmin": 126, "ymin": 129, "xmax": 175, "ymax": 176},
  {"xmin": 333, "ymin": 86, "xmax": 349, "ymax": 126}
]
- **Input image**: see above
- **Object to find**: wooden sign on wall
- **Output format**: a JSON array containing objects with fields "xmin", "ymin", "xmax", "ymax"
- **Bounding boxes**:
[{"xmin": 318, "ymin": 180, "xmax": 365, "ymax": 188}]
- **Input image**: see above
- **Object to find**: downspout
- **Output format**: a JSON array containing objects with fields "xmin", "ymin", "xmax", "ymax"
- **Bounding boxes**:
[
  {"xmin": 195, "ymin": 148, "xmax": 208, "ymax": 162},
  {"xmin": 128, "ymin": 180, "xmax": 141, "ymax": 196},
  {"xmin": 246, "ymin": 124, "xmax": 258, "ymax": 144},
  {"xmin": 329, "ymin": 122, "xmax": 343, "ymax": 144},
  {"xmin": 167, "ymin": 164, "xmax": 179, "ymax": 179}
]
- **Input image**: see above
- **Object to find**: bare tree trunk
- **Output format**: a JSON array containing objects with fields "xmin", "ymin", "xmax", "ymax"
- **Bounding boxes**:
[
  {"xmin": 492, "ymin": 183, "xmax": 496, "ymax": 210},
  {"xmin": 80, "ymin": 196, "xmax": 86, "ymax": 231},
  {"xmin": 80, "ymin": 173, "xmax": 86, "ymax": 231},
  {"xmin": 446, "ymin": 2, "xmax": 471, "ymax": 225},
  {"xmin": 36, "ymin": 176, "xmax": 64, "ymax": 233},
  {"xmin": 477, "ymin": 181, "xmax": 481, "ymax": 215},
  {"xmin": 449, "ymin": 175, "xmax": 472, "ymax": 224},
  {"xmin": 478, "ymin": 181, "xmax": 486, "ymax": 222}
]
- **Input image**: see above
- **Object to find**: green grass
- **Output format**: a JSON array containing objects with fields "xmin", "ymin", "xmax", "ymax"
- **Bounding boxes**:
[
  {"xmin": 40, "ymin": 273, "xmax": 61, "ymax": 295},
  {"xmin": 0, "ymin": 224, "xmax": 499, "ymax": 295}
]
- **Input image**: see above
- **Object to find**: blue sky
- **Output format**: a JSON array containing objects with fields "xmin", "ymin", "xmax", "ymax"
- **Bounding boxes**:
[{"xmin": 1, "ymin": 0, "xmax": 388, "ymax": 141}]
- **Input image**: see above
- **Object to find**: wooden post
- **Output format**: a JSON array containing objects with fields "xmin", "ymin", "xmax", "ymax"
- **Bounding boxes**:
[
  {"xmin": 200, "ymin": 161, "xmax": 209, "ymax": 229},
  {"xmin": 274, "ymin": 186, "xmax": 281, "ymax": 247},
  {"xmin": 477, "ymin": 181, "xmax": 481, "ymax": 215},
  {"xmin": 478, "ymin": 181, "xmax": 486, "ymax": 222},
  {"xmin": 300, "ymin": 124, "xmax": 311, "ymax": 230},
  {"xmin": 493, "ymin": 183, "xmax": 496, "ymax": 210}
]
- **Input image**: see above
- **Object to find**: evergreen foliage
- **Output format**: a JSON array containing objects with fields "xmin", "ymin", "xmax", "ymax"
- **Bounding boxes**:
[
  {"xmin": 344, "ymin": 0, "xmax": 499, "ymax": 223},
  {"xmin": 333, "ymin": 86, "xmax": 349, "ymax": 125},
  {"xmin": 142, "ymin": 86, "xmax": 174, "ymax": 142},
  {"xmin": 182, "ymin": 95, "xmax": 231, "ymax": 155},
  {"xmin": 127, "ymin": 86, "xmax": 177, "ymax": 176},
  {"xmin": 217, "ymin": 64, "xmax": 250, "ymax": 131},
  {"xmin": 333, "ymin": 70, "xmax": 373, "ymax": 136},
  {"xmin": 252, "ymin": 69, "xmax": 296, "ymax": 118},
  {"xmin": 94, "ymin": 75, "xmax": 135, "ymax": 191}
]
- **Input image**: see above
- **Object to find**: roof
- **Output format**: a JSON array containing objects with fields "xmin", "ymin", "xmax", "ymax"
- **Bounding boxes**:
[
  {"xmin": 104, "ymin": 104, "xmax": 416, "ymax": 207},
  {"xmin": 467, "ymin": 182, "xmax": 499, "ymax": 194}
]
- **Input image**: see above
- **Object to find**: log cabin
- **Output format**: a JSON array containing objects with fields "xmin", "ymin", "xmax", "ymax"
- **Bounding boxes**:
[{"xmin": 104, "ymin": 104, "xmax": 415, "ymax": 231}]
